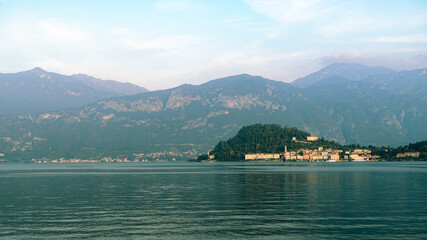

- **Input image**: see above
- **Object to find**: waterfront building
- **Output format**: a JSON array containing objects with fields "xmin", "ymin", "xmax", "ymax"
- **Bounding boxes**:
[{"xmin": 245, "ymin": 153, "xmax": 281, "ymax": 160}]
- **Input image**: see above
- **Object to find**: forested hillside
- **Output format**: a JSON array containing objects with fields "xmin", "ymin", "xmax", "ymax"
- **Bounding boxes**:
[{"xmin": 211, "ymin": 124, "xmax": 342, "ymax": 161}]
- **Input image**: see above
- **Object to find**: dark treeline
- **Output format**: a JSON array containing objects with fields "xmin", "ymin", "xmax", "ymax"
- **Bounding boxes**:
[{"xmin": 365, "ymin": 141, "xmax": 427, "ymax": 160}]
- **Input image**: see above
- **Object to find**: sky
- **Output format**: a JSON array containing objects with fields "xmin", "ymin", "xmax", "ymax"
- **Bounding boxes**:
[{"xmin": 0, "ymin": 0, "xmax": 426, "ymax": 90}]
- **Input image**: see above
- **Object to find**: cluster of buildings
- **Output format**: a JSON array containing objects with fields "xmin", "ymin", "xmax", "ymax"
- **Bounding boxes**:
[
  {"xmin": 284, "ymin": 147, "xmax": 342, "ymax": 161},
  {"xmin": 244, "ymin": 136, "xmax": 381, "ymax": 162},
  {"xmin": 33, "ymin": 158, "xmax": 135, "ymax": 163},
  {"xmin": 32, "ymin": 157, "xmax": 171, "ymax": 163},
  {"xmin": 245, "ymin": 147, "xmax": 379, "ymax": 162},
  {"xmin": 133, "ymin": 149, "xmax": 198, "ymax": 162},
  {"xmin": 30, "ymin": 150, "xmax": 199, "ymax": 163},
  {"xmin": 396, "ymin": 152, "xmax": 420, "ymax": 158},
  {"xmin": 344, "ymin": 149, "xmax": 379, "ymax": 161}
]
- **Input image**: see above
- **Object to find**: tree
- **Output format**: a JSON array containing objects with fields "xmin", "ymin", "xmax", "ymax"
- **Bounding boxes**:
[{"xmin": 197, "ymin": 154, "xmax": 209, "ymax": 161}]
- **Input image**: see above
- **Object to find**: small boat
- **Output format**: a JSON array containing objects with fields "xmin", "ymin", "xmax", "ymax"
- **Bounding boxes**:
[{"xmin": 352, "ymin": 159, "xmax": 368, "ymax": 162}]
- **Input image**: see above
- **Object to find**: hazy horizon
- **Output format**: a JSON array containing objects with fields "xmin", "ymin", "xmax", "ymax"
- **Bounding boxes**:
[{"xmin": 1, "ymin": 0, "xmax": 426, "ymax": 90}]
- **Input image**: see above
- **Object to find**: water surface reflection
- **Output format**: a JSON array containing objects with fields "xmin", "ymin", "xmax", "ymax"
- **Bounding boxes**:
[{"xmin": 0, "ymin": 162, "xmax": 426, "ymax": 239}]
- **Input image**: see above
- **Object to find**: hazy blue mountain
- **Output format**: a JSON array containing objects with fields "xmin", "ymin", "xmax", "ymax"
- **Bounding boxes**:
[
  {"xmin": 361, "ymin": 68, "xmax": 427, "ymax": 100},
  {"xmin": 292, "ymin": 63, "xmax": 394, "ymax": 88},
  {"xmin": 71, "ymin": 73, "xmax": 148, "ymax": 96},
  {"xmin": 0, "ymin": 68, "xmax": 147, "ymax": 115},
  {"xmin": 0, "ymin": 70, "xmax": 425, "ymax": 162},
  {"xmin": 303, "ymin": 75, "xmax": 427, "ymax": 145}
]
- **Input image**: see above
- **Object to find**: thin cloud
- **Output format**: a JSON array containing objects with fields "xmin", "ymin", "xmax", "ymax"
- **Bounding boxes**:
[
  {"xmin": 319, "ymin": 50, "xmax": 427, "ymax": 71},
  {"xmin": 319, "ymin": 50, "xmax": 371, "ymax": 66},
  {"xmin": 245, "ymin": 0, "xmax": 427, "ymax": 39},
  {"xmin": 373, "ymin": 34, "xmax": 427, "ymax": 43}
]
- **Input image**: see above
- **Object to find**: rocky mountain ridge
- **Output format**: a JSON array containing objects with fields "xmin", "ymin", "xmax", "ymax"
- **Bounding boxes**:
[{"xmin": 0, "ymin": 65, "xmax": 425, "ymax": 162}]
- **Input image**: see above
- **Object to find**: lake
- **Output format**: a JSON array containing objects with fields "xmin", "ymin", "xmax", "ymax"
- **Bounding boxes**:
[{"xmin": 0, "ymin": 162, "xmax": 426, "ymax": 239}]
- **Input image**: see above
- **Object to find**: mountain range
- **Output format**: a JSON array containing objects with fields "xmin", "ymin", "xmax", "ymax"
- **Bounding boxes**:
[
  {"xmin": 0, "ymin": 67, "xmax": 147, "ymax": 116},
  {"xmin": 0, "ymin": 63, "xmax": 425, "ymax": 161}
]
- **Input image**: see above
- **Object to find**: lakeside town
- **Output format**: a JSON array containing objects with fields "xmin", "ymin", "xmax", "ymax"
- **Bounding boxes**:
[
  {"xmin": 243, "ymin": 136, "xmax": 420, "ymax": 162},
  {"xmin": 245, "ymin": 147, "xmax": 375, "ymax": 162},
  {"xmin": 206, "ymin": 135, "xmax": 421, "ymax": 162}
]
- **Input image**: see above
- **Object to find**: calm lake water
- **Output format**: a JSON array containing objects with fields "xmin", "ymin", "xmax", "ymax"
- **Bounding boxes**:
[{"xmin": 0, "ymin": 162, "xmax": 426, "ymax": 239}]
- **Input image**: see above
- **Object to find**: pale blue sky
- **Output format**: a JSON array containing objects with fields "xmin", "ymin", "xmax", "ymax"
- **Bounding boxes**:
[{"xmin": 0, "ymin": 0, "xmax": 426, "ymax": 90}]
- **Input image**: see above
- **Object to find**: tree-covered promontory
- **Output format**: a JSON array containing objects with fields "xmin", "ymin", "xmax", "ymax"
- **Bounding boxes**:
[
  {"xmin": 210, "ymin": 124, "xmax": 342, "ymax": 161},
  {"xmin": 209, "ymin": 124, "xmax": 427, "ymax": 162}
]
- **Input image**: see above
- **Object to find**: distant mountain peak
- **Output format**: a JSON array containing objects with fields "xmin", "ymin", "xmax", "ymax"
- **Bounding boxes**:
[
  {"xmin": 30, "ymin": 67, "xmax": 47, "ymax": 73},
  {"xmin": 25, "ymin": 67, "xmax": 51, "ymax": 79},
  {"xmin": 203, "ymin": 74, "xmax": 274, "ymax": 86},
  {"xmin": 291, "ymin": 63, "xmax": 395, "ymax": 88}
]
